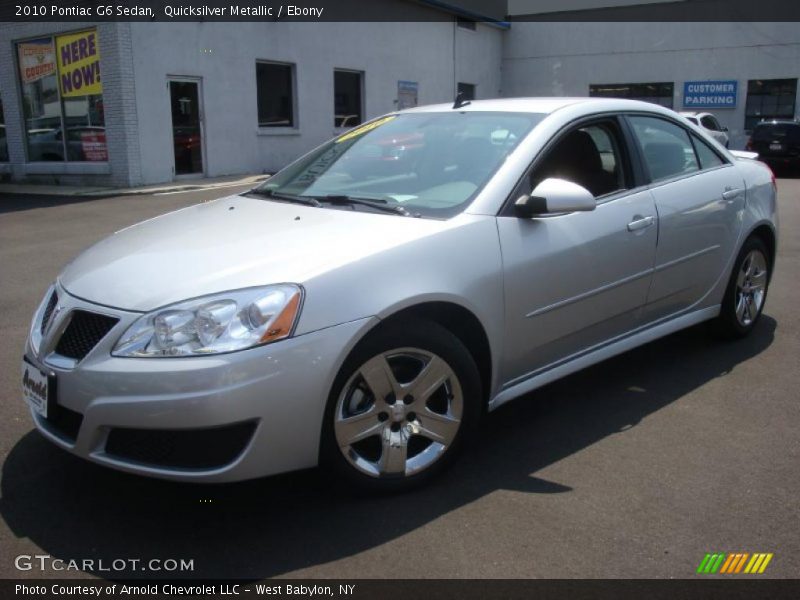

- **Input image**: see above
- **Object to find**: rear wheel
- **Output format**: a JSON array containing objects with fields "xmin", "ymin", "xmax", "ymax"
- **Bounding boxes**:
[
  {"xmin": 712, "ymin": 236, "xmax": 771, "ymax": 339},
  {"xmin": 321, "ymin": 319, "xmax": 481, "ymax": 491}
]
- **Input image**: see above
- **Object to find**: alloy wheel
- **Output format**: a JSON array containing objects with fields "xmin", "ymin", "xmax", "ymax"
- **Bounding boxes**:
[
  {"xmin": 334, "ymin": 348, "xmax": 463, "ymax": 478},
  {"xmin": 735, "ymin": 249, "xmax": 768, "ymax": 327}
]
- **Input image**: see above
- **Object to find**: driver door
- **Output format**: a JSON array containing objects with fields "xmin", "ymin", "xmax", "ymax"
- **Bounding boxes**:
[{"xmin": 496, "ymin": 117, "xmax": 658, "ymax": 386}]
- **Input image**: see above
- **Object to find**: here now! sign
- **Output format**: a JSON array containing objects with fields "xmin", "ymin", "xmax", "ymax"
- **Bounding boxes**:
[
  {"xmin": 56, "ymin": 30, "xmax": 102, "ymax": 98},
  {"xmin": 683, "ymin": 80, "xmax": 738, "ymax": 109}
]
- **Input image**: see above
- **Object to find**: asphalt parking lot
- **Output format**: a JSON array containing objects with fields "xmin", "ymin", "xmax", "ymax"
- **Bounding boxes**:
[{"xmin": 0, "ymin": 179, "xmax": 798, "ymax": 580}]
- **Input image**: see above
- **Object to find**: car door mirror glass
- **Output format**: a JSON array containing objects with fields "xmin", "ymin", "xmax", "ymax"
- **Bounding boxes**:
[{"xmin": 515, "ymin": 178, "xmax": 597, "ymax": 218}]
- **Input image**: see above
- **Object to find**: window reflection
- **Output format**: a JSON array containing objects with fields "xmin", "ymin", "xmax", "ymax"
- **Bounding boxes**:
[{"xmin": 17, "ymin": 32, "xmax": 107, "ymax": 162}]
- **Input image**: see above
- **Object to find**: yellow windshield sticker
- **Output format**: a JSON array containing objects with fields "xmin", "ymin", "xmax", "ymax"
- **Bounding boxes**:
[{"xmin": 335, "ymin": 116, "xmax": 397, "ymax": 144}]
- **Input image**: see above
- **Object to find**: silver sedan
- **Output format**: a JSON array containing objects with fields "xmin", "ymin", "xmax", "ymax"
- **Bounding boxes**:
[{"xmin": 22, "ymin": 98, "xmax": 778, "ymax": 490}]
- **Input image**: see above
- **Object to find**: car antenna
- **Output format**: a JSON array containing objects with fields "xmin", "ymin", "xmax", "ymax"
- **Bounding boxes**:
[{"xmin": 453, "ymin": 91, "xmax": 471, "ymax": 109}]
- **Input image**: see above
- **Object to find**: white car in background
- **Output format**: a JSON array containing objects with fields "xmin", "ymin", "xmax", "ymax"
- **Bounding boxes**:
[{"xmin": 680, "ymin": 112, "xmax": 730, "ymax": 147}]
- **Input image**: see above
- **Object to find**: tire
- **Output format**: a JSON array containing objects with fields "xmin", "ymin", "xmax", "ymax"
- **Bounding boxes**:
[
  {"xmin": 320, "ymin": 318, "xmax": 482, "ymax": 491},
  {"xmin": 712, "ymin": 235, "xmax": 771, "ymax": 339}
]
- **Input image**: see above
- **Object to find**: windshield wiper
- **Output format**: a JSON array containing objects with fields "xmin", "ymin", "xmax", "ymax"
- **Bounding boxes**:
[
  {"xmin": 244, "ymin": 188, "xmax": 322, "ymax": 207},
  {"xmin": 315, "ymin": 195, "xmax": 413, "ymax": 217}
]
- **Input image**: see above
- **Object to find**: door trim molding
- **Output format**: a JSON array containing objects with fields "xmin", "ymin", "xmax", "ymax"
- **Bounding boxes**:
[
  {"xmin": 654, "ymin": 244, "xmax": 721, "ymax": 273},
  {"xmin": 525, "ymin": 267, "xmax": 655, "ymax": 319}
]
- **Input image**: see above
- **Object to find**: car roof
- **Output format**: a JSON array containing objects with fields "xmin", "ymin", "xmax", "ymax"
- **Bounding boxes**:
[{"xmin": 399, "ymin": 97, "xmax": 675, "ymax": 116}]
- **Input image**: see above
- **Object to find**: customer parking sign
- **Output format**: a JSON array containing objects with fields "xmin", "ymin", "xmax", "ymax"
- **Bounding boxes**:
[{"xmin": 683, "ymin": 80, "xmax": 737, "ymax": 109}]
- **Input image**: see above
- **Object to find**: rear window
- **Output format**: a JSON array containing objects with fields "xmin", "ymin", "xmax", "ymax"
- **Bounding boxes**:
[{"xmin": 752, "ymin": 123, "xmax": 800, "ymax": 141}]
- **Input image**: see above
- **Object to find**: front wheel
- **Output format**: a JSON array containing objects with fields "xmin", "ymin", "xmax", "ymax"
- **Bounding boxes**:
[
  {"xmin": 712, "ymin": 236, "xmax": 771, "ymax": 339},
  {"xmin": 320, "ymin": 319, "xmax": 482, "ymax": 491}
]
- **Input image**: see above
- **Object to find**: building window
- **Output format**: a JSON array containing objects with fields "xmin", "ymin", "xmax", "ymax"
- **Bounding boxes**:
[
  {"xmin": 0, "ymin": 95, "xmax": 8, "ymax": 161},
  {"xmin": 745, "ymin": 79, "xmax": 797, "ymax": 130},
  {"xmin": 457, "ymin": 82, "xmax": 476, "ymax": 101},
  {"xmin": 256, "ymin": 61, "xmax": 295, "ymax": 127},
  {"xmin": 17, "ymin": 30, "xmax": 106, "ymax": 162},
  {"xmin": 456, "ymin": 17, "xmax": 477, "ymax": 31},
  {"xmin": 590, "ymin": 82, "xmax": 674, "ymax": 108},
  {"xmin": 334, "ymin": 70, "xmax": 363, "ymax": 128}
]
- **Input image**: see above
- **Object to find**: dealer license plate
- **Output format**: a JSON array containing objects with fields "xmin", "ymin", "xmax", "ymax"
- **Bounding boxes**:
[
  {"xmin": 22, "ymin": 359, "xmax": 50, "ymax": 418},
  {"xmin": 770, "ymin": 142, "xmax": 783, "ymax": 151}
]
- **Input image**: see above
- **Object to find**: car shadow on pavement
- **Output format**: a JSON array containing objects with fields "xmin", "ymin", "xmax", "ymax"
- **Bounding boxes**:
[{"xmin": 0, "ymin": 317, "xmax": 776, "ymax": 580}]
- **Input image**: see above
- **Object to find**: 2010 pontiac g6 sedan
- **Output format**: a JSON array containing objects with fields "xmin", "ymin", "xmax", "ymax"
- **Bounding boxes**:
[{"xmin": 22, "ymin": 98, "xmax": 778, "ymax": 490}]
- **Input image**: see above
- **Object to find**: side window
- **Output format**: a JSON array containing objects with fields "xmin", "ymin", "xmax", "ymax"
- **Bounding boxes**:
[
  {"xmin": 691, "ymin": 133, "xmax": 725, "ymax": 170},
  {"xmin": 629, "ymin": 116, "xmax": 699, "ymax": 183},
  {"xmin": 531, "ymin": 121, "xmax": 628, "ymax": 198},
  {"xmin": 700, "ymin": 115, "xmax": 719, "ymax": 131}
]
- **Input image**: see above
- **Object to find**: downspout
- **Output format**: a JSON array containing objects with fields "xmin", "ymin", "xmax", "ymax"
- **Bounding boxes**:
[{"xmin": 453, "ymin": 18, "xmax": 457, "ymax": 97}]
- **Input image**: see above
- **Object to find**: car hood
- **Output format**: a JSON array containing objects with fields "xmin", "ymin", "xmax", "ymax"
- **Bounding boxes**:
[{"xmin": 60, "ymin": 195, "xmax": 450, "ymax": 312}]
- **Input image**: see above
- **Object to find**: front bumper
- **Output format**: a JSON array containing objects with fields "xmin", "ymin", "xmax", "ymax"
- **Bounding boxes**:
[{"xmin": 24, "ymin": 286, "xmax": 376, "ymax": 482}]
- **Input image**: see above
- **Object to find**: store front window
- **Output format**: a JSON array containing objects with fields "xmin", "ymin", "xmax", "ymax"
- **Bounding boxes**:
[
  {"xmin": 17, "ymin": 30, "xmax": 107, "ymax": 162},
  {"xmin": 457, "ymin": 82, "xmax": 476, "ymax": 101},
  {"xmin": 334, "ymin": 70, "xmax": 363, "ymax": 128},
  {"xmin": 745, "ymin": 79, "xmax": 797, "ymax": 131},
  {"xmin": 590, "ymin": 82, "xmax": 674, "ymax": 108},
  {"xmin": 256, "ymin": 61, "xmax": 295, "ymax": 128},
  {"xmin": 0, "ymin": 95, "xmax": 8, "ymax": 161}
]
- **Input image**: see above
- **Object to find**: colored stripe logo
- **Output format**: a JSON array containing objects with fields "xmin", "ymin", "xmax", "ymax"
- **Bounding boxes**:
[{"xmin": 697, "ymin": 552, "xmax": 773, "ymax": 574}]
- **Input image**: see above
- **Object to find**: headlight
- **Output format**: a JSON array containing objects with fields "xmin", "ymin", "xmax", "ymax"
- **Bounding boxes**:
[{"xmin": 112, "ymin": 285, "xmax": 303, "ymax": 357}]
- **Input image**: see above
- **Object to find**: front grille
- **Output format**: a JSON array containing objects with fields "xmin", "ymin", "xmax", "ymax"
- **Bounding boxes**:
[
  {"xmin": 40, "ymin": 404, "xmax": 84, "ymax": 443},
  {"xmin": 105, "ymin": 421, "xmax": 257, "ymax": 470},
  {"xmin": 54, "ymin": 310, "xmax": 119, "ymax": 360},
  {"xmin": 40, "ymin": 290, "xmax": 58, "ymax": 334}
]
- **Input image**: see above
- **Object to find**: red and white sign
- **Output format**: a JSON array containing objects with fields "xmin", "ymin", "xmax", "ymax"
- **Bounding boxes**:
[{"xmin": 80, "ymin": 131, "xmax": 107, "ymax": 161}]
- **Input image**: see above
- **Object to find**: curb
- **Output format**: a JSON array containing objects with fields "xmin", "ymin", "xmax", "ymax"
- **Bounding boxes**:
[{"xmin": 0, "ymin": 175, "xmax": 270, "ymax": 198}]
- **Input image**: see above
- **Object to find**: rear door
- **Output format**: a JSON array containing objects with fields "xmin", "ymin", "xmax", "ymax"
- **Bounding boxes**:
[{"xmin": 626, "ymin": 115, "xmax": 745, "ymax": 322}]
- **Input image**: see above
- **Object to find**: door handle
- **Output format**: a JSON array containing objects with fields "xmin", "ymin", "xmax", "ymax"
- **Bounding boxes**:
[
  {"xmin": 627, "ymin": 215, "xmax": 654, "ymax": 232},
  {"xmin": 722, "ymin": 188, "xmax": 743, "ymax": 200}
]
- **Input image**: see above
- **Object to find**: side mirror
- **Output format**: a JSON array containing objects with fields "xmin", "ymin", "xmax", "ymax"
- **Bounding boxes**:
[
  {"xmin": 514, "ymin": 178, "xmax": 596, "ymax": 218},
  {"xmin": 721, "ymin": 126, "xmax": 729, "ymax": 132}
]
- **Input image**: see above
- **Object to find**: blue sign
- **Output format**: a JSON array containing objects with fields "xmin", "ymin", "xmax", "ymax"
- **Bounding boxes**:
[{"xmin": 683, "ymin": 80, "xmax": 738, "ymax": 109}]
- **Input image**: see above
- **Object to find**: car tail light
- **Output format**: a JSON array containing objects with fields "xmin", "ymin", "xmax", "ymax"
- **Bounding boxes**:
[
  {"xmin": 745, "ymin": 137, "xmax": 753, "ymax": 151},
  {"xmin": 760, "ymin": 161, "xmax": 777, "ymax": 192}
]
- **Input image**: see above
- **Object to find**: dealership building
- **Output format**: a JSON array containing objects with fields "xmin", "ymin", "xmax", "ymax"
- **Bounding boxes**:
[{"xmin": 0, "ymin": 0, "xmax": 797, "ymax": 187}]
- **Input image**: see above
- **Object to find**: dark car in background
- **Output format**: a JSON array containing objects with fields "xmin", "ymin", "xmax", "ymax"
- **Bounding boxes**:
[{"xmin": 747, "ymin": 120, "xmax": 800, "ymax": 173}]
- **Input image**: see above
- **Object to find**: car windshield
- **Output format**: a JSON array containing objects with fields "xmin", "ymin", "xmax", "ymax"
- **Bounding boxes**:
[{"xmin": 252, "ymin": 111, "xmax": 543, "ymax": 218}]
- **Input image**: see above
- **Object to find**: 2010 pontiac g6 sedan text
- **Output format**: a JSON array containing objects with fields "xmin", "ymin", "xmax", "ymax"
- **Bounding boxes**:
[{"xmin": 22, "ymin": 98, "xmax": 778, "ymax": 490}]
